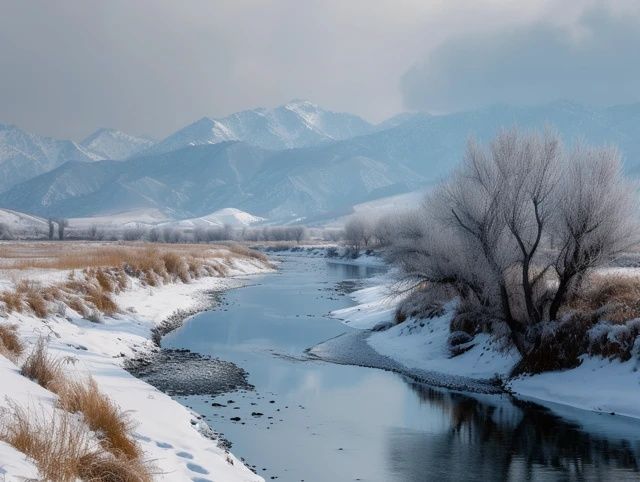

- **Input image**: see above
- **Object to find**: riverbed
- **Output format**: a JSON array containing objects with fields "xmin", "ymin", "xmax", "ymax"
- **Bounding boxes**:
[{"xmin": 163, "ymin": 255, "xmax": 640, "ymax": 482}]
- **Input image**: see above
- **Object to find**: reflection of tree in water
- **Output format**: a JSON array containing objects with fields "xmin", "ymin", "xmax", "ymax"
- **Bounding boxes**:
[{"xmin": 386, "ymin": 380, "xmax": 640, "ymax": 481}]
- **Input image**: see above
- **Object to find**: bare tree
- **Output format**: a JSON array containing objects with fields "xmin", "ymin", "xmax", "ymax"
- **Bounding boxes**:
[
  {"xmin": 0, "ymin": 222, "xmax": 13, "ymax": 240},
  {"xmin": 57, "ymin": 218, "xmax": 68, "ymax": 241},
  {"xmin": 48, "ymin": 218, "xmax": 55, "ymax": 240},
  {"xmin": 548, "ymin": 144, "xmax": 638, "ymax": 320},
  {"xmin": 387, "ymin": 129, "xmax": 639, "ymax": 355}
]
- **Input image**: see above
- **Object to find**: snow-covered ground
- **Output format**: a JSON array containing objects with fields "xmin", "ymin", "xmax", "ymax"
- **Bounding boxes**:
[
  {"xmin": 0, "ymin": 254, "xmax": 272, "ymax": 481},
  {"xmin": 332, "ymin": 271, "xmax": 640, "ymax": 421}
]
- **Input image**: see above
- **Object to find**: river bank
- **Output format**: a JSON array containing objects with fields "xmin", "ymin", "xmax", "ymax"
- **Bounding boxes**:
[
  {"xmin": 0, "ymin": 243, "xmax": 272, "ymax": 481},
  {"xmin": 156, "ymin": 253, "xmax": 640, "ymax": 481},
  {"xmin": 327, "ymin": 259, "xmax": 640, "ymax": 420}
]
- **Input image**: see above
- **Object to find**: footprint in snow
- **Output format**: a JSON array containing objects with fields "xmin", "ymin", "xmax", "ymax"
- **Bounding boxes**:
[
  {"xmin": 187, "ymin": 463, "xmax": 209, "ymax": 475},
  {"xmin": 156, "ymin": 441, "xmax": 173, "ymax": 449},
  {"xmin": 177, "ymin": 451, "xmax": 194, "ymax": 459},
  {"xmin": 191, "ymin": 478, "xmax": 214, "ymax": 482}
]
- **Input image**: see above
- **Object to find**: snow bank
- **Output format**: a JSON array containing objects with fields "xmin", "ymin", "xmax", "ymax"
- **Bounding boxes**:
[
  {"xmin": 508, "ymin": 356, "xmax": 640, "ymax": 419},
  {"xmin": 335, "ymin": 275, "xmax": 640, "ymax": 420},
  {"xmin": 0, "ymin": 255, "xmax": 271, "ymax": 481}
]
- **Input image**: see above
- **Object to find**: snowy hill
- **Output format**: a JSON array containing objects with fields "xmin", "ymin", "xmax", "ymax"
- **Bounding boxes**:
[
  {"xmin": 0, "ymin": 208, "xmax": 48, "ymax": 236},
  {"xmin": 81, "ymin": 128, "xmax": 155, "ymax": 160},
  {"xmin": 163, "ymin": 208, "xmax": 265, "ymax": 229},
  {"xmin": 0, "ymin": 123, "xmax": 100, "ymax": 193},
  {"xmin": 148, "ymin": 100, "xmax": 373, "ymax": 153}
]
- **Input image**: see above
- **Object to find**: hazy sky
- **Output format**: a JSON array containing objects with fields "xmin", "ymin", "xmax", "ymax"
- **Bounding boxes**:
[{"xmin": 0, "ymin": 0, "xmax": 638, "ymax": 140}]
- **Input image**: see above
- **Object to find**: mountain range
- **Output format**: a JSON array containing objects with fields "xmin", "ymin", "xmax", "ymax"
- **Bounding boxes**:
[{"xmin": 2, "ymin": 100, "xmax": 640, "ymax": 224}]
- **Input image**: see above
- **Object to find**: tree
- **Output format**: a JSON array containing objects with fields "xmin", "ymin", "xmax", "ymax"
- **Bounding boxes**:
[
  {"xmin": 548, "ymin": 144, "xmax": 638, "ymax": 320},
  {"xmin": 344, "ymin": 217, "xmax": 367, "ymax": 254},
  {"xmin": 57, "ymin": 218, "xmax": 68, "ymax": 240},
  {"xmin": 387, "ymin": 129, "xmax": 639, "ymax": 355},
  {"xmin": 0, "ymin": 223, "xmax": 13, "ymax": 240},
  {"xmin": 48, "ymin": 218, "xmax": 55, "ymax": 240}
]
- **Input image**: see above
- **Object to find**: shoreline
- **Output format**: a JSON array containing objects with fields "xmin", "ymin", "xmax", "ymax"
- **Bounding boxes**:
[
  {"xmin": 0, "ymin": 253, "xmax": 272, "ymax": 482},
  {"xmin": 314, "ymin": 253, "xmax": 640, "ymax": 422}
]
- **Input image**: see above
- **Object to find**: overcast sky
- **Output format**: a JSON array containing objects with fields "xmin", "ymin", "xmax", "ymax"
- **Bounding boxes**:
[{"xmin": 1, "ymin": 0, "xmax": 639, "ymax": 140}]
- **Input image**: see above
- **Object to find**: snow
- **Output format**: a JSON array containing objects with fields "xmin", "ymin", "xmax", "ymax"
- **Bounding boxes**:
[
  {"xmin": 69, "ymin": 208, "xmax": 173, "ymax": 228},
  {"xmin": 0, "ymin": 253, "xmax": 272, "ymax": 481},
  {"xmin": 150, "ymin": 100, "xmax": 373, "ymax": 153},
  {"xmin": 368, "ymin": 308, "xmax": 520, "ymax": 380},
  {"xmin": 334, "ymin": 272, "xmax": 640, "ymax": 420},
  {"xmin": 164, "ymin": 208, "xmax": 265, "ymax": 229},
  {"xmin": 80, "ymin": 128, "xmax": 155, "ymax": 160},
  {"xmin": 332, "ymin": 284, "xmax": 400, "ymax": 329},
  {"xmin": 508, "ymin": 356, "xmax": 640, "ymax": 419}
]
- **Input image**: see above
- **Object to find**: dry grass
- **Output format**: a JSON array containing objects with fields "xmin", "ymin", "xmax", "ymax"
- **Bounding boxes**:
[
  {"xmin": 566, "ymin": 274, "xmax": 640, "ymax": 323},
  {"xmin": 0, "ymin": 241, "xmax": 267, "ymax": 320},
  {"xmin": 56, "ymin": 377, "xmax": 141, "ymax": 460},
  {"xmin": 0, "ymin": 402, "xmax": 96, "ymax": 482},
  {"xmin": 0, "ymin": 323, "xmax": 23, "ymax": 361},
  {"xmin": 0, "ymin": 401, "xmax": 153, "ymax": 482},
  {"xmin": 9, "ymin": 338, "xmax": 153, "ymax": 480},
  {"xmin": 20, "ymin": 338, "xmax": 65, "ymax": 389}
]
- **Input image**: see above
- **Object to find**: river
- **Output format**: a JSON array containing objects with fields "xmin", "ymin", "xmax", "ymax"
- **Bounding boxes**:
[{"xmin": 164, "ymin": 255, "xmax": 640, "ymax": 482}]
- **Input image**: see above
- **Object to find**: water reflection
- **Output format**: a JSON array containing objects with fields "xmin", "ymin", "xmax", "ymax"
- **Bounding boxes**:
[{"xmin": 389, "ymin": 380, "xmax": 640, "ymax": 481}]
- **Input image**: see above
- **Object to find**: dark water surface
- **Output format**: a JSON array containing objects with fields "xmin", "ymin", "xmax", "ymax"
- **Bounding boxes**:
[{"xmin": 164, "ymin": 256, "xmax": 640, "ymax": 482}]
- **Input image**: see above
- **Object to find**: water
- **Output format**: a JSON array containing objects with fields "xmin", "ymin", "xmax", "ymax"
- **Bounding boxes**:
[{"xmin": 164, "ymin": 256, "xmax": 640, "ymax": 482}]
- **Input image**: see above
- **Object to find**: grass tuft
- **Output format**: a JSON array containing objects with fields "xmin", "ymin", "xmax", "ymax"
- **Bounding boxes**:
[
  {"xmin": 0, "ymin": 323, "xmax": 24, "ymax": 361},
  {"xmin": 20, "ymin": 338, "xmax": 65, "ymax": 389}
]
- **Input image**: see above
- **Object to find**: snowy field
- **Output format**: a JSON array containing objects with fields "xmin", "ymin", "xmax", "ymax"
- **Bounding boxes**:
[
  {"xmin": 0, "ymin": 242, "xmax": 272, "ymax": 481},
  {"xmin": 331, "ymin": 261, "xmax": 640, "ymax": 421}
]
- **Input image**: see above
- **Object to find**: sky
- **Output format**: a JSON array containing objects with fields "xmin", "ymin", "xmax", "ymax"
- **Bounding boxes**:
[{"xmin": 0, "ymin": 0, "xmax": 639, "ymax": 140}]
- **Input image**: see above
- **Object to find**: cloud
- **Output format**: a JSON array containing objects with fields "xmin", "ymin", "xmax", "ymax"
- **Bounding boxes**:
[{"xmin": 401, "ymin": 5, "xmax": 640, "ymax": 113}]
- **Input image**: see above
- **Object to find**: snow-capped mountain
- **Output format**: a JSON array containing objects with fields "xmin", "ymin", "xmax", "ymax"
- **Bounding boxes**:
[
  {"xmin": 0, "ymin": 123, "xmax": 100, "ymax": 193},
  {"xmin": 148, "ymin": 100, "xmax": 373, "ymax": 153},
  {"xmin": 80, "ymin": 128, "xmax": 155, "ymax": 160},
  {"xmin": 4, "ymin": 101, "xmax": 640, "ymax": 224}
]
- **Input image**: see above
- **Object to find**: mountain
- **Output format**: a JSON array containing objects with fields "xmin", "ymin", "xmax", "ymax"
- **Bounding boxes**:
[
  {"xmin": 0, "ymin": 139, "xmax": 423, "ymax": 221},
  {"xmin": 0, "ymin": 123, "xmax": 100, "ymax": 193},
  {"xmin": 4, "ymin": 101, "xmax": 640, "ymax": 223},
  {"xmin": 148, "ymin": 100, "xmax": 373, "ymax": 153},
  {"xmin": 80, "ymin": 128, "xmax": 155, "ymax": 160}
]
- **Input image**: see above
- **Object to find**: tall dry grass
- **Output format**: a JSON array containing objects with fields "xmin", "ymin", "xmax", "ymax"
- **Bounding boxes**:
[
  {"xmin": 0, "ymin": 241, "xmax": 268, "ymax": 320},
  {"xmin": 56, "ymin": 377, "xmax": 141, "ymax": 460},
  {"xmin": 20, "ymin": 338, "xmax": 66, "ymax": 389},
  {"xmin": 9, "ymin": 338, "xmax": 154, "ymax": 480},
  {"xmin": 0, "ymin": 323, "xmax": 23, "ymax": 362},
  {"xmin": 0, "ymin": 401, "xmax": 153, "ymax": 482}
]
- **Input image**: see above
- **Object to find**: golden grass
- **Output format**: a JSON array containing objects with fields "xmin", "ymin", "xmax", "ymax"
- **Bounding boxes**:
[
  {"xmin": 565, "ymin": 274, "xmax": 640, "ymax": 323},
  {"xmin": 0, "ymin": 323, "xmax": 23, "ymax": 361},
  {"xmin": 0, "ymin": 401, "xmax": 153, "ymax": 482},
  {"xmin": 20, "ymin": 338, "xmax": 65, "ymax": 389},
  {"xmin": 56, "ymin": 377, "xmax": 141, "ymax": 460},
  {"xmin": 0, "ymin": 402, "xmax": 96, "ymax": 482},
  {"xmin": 9, "ymin": 338, "xmax": 154, "ymax": 480},
  {"xmin": 0, "ymin": 241, "xmax": 268, "ymax": 320}
]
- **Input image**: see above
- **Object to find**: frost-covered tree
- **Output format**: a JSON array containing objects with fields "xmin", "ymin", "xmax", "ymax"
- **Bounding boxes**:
[
  {"xmin": 387, "ymin": 129, "xmax": 639, "ymax": 354},
  {"xmin": 548, "ymin": 144, "xmax": 638, "ymax": 320}
]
